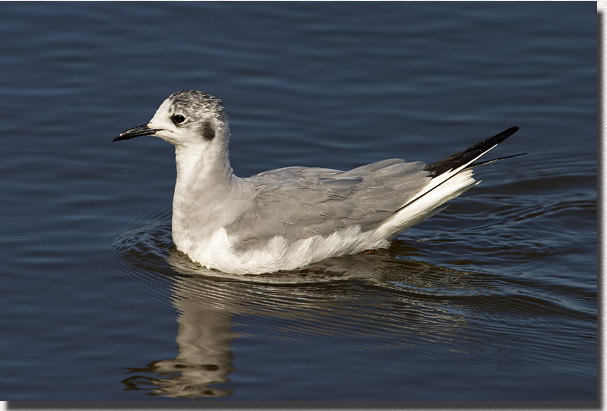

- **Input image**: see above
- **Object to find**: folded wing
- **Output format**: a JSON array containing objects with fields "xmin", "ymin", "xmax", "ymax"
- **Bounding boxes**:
[{"xmin": 226, "ymin": 160, "xmax": 431, "ymax": 248}]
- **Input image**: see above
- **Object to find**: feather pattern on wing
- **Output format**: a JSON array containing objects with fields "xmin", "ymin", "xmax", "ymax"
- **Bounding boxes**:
[{"xmin": 225, "ymin": 159, "xmax": 430, "ymax": 248}]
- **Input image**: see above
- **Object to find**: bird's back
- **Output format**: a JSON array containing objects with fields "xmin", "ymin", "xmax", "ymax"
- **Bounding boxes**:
[{"xmin": 224, "ymin": 159, "xmax": 432, "ymax": 249}]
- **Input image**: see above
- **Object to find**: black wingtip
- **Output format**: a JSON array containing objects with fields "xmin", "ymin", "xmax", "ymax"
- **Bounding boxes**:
[
  {"xmin": 424, "ymin": 126, "xmax": 520, "ymax": 177},
  {"xmin": 492, "ymin": 126, "xmax": 519, "ymax": 144}
]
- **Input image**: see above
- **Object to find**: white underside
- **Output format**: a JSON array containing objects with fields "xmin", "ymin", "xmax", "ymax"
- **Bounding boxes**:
[{"xmin": 176, "ymin": 168, "xmax": 478, "ymax": 275}]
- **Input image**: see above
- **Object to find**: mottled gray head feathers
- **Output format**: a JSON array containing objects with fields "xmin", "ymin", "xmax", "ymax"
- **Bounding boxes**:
[
  {"xmin": 140, "ymin": 89, "xmax": 230, "ymax": 146},
  {"xmin": 168, "ymin": 90, "xmax": 227, "ymax": 126}
]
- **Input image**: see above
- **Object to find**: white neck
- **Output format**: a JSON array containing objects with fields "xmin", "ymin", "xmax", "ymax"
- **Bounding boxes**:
[
  {"xmin": 174, "ymin": 142, "xmax": 233, "ymax": 192},
  {"xmin": 171, "ymin": 134, "xmax": 242, "ymax": 251}
]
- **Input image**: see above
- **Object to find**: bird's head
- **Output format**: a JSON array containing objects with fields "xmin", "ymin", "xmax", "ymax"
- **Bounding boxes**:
[{"xmin": 114, "ymin": 90, "xmax": 228, "ymax": 148}]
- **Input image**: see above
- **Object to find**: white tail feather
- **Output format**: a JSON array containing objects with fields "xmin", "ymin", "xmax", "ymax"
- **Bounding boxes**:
[{"xmin": 376, "ymin": 168, "xmax": 478, "ymax": 240}]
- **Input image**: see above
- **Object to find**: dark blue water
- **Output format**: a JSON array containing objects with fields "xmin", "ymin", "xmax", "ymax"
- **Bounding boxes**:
[{"xmin": 0, "ymin": 2, "xmax": 597, "ymax": 403}]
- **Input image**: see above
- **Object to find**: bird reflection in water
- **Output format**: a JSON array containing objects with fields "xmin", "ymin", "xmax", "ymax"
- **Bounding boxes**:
[
  {"xmin": 120, "ymin": 238, "xmax": 490, "ymax": 399},
  {"xmin": 122, "ymin": 250, "xmax": 241, "ymax": 398},
  {"xmin": 122, "ymin": 297, "xmax": 235, "ymax": 397}
]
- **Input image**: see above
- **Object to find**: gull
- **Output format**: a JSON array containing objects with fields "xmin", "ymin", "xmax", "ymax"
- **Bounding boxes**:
[{"xmin": 114, "ymin": 90, "xmax": 521, "ymax": 275}]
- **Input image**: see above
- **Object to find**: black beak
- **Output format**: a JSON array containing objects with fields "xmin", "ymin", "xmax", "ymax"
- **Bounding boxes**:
[{"xmin": 113, "ymin": 124, "xmax": 161, "ymax": 142}]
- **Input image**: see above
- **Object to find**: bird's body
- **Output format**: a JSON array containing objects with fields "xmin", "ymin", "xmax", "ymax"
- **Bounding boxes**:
[{"xmin": 115, "ymin": 90, "xmax": 520, "ymax": 274}]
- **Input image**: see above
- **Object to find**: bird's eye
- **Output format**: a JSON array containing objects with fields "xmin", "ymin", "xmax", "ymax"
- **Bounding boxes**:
[{"xmin": 171, "ymin": 114, "xmax": 186, "ymax": 125}]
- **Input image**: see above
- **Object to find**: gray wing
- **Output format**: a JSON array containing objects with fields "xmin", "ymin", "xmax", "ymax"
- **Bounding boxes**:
[{"xmin": 225, "ymin": 159, "xmax": 431, "ymax": 248}]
